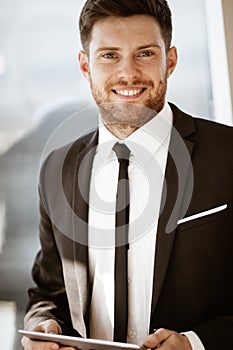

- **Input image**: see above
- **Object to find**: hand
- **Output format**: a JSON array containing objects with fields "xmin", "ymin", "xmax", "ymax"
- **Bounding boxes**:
[
  {"xmin": 21, "ymin": 319, "xmax": 77, "ymax": 350},
  {"xmin": 143, "ymin": 328, "xmax": 192, "ymax": 350}
]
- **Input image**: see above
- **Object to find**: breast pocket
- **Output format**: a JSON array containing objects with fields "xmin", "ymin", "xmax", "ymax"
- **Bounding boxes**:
[{"xmin": 177, "ymin": 204, "xmax": 229, "ymax": 232}]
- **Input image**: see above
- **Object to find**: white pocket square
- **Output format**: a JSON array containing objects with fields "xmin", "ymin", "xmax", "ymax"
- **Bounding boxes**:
[{"xmin": 177, "ymin": 204, "xmax": 228, "ymax": 225}]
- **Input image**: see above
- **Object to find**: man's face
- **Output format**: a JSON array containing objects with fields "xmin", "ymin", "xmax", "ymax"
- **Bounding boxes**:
[{"xmin": 79, "ymin": 15, "xmax": 177, "ymax": 131}]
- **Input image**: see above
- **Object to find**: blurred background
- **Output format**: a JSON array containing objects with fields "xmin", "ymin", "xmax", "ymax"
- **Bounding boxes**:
[{"xmin": 0, "ymin": 0, "xmax": 232, "ymax": 349}]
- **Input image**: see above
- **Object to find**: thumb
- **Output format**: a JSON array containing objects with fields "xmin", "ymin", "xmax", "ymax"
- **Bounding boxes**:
[{"xmin": 34, "ymin": 319, "xmax": 62, "ymax": 335}]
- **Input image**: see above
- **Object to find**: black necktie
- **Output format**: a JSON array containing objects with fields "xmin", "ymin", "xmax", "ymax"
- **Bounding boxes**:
[{"xmin": 112, "ymin": 142, "xmax": 130, "ymax": 342}]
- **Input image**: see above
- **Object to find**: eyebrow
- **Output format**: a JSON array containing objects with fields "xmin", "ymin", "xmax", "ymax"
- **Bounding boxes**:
[
  {"xmin": 95, "ymin": 43, "xmax": 162, "ymax": 54},
  {"xmin": 95, "ymin": 47, "xmax": 120, "ymax": 54},
  {"xmin": 137, "ymin": 43, "xmax": 162, "ymax": 50}
]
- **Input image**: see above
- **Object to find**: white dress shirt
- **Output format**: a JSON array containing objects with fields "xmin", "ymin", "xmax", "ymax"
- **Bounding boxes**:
[{"xmin": 88, "ymin": 103, "xmax": 205, "ymax": 350}]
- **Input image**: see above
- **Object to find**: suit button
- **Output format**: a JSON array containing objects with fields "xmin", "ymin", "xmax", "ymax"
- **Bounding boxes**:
[{"xmin": 129, "ymin": 330, "xmax": 137, "ymax": 339}]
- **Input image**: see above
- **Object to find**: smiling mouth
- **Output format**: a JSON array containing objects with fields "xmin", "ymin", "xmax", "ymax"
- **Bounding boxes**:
[{"xmin": 112, "ymin": 88, "xmax": 147, "ymax": 97}]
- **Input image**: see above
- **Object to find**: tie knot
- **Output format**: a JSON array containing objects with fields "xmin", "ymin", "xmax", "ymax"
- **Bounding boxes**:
[{"xmin": 113, "ymin": 143, "xmax": 130, "ymax": 162}]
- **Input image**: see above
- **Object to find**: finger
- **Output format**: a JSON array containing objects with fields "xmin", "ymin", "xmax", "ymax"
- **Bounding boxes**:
[
  {"xmin": 44, "ymin": 320, "xmax": 62, "ymax": 335},
  {"xmin": 21, "ymin": 336, "xmax": 60, "ymax": 350},
  {"xmin": 143, "ymin": 328, "xmax": 171, "ymax": 348}
]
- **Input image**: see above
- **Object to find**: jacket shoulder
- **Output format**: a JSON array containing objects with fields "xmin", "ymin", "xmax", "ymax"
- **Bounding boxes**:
[
  {"xmin": 170, "ymin": 102, "xmax": 233, "ymax": 144},
  {"xmin": 39, "ymin": 129, "xmax": 98, "ymax": 190},
  {"xmin": 41, "ymin": 130, "xmax": 98, "ymax": 172}
]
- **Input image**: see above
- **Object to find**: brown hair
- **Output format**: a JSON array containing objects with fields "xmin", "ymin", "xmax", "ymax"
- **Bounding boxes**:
[{"xmin": 79, "ymin": 0, "xmax": 173, "ymax": 53}]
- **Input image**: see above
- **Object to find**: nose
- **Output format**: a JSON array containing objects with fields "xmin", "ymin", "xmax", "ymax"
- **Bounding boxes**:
[{"xmin": 117, "ymin": 57, "xmax": 142, "ymax": 82}]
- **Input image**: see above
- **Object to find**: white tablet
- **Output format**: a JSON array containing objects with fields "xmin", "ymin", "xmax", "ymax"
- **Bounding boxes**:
[{"xmin": 19, "ymin": 330, "xmax": 142, "ymax": 350}]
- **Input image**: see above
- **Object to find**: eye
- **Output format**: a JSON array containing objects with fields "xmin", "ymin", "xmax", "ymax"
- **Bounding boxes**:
[
  {"xmin": 138, "ymin": 51, "xmax": 154, "ymax": 58},
  {"xmin": 102, "ymin": 52, "xmax": 118, "ymax": 59}
]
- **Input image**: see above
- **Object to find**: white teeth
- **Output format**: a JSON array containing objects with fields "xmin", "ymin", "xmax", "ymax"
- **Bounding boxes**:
[{"xmin": 115, "ymin": 89, "xmax": 143, "ymax": 96}]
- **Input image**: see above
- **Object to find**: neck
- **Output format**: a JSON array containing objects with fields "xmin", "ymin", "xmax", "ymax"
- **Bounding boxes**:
[
  {"xmin": 98, "ymin": 102, "xmax": 161, "ymax": 139},
  {"xmin": 104, "ymin": 123, "xmax": 138, "ymax": 140}
]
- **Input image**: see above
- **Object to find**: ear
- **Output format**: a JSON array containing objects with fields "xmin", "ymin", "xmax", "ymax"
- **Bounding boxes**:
[
  {"xmin": 78, "ymin": 50, "xmax": 90, "ymax": 82},
  {"xmin": 166, "ymin": 46, "xmax": 178, "ymax": 77}
]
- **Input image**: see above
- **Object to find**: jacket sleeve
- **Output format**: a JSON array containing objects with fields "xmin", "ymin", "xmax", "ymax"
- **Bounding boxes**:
[
  {"xmin": 24, "ymin": 153, "xmax": 80, "ymax": 337},
  {"xmin": 192, "ymin": 314, "xmax": 233, "ymax": 349}
]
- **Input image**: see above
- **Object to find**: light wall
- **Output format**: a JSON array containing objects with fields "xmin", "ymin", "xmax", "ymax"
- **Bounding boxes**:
[
  {"xmin": 167, "ymin": 0, "xmax": 213, "ymax": 120},
  {"xmin": 204, "ymin": 0, "xmax": 233, "ymax": 125},
  {"xmin": 222, "ymin": 0, "xmax": 233, "ymax": 122}
]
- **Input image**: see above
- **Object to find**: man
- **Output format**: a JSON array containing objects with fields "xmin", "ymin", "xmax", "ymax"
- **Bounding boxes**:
[{"xmin": 22, "ymin": 0, "xmax": 233, "ymax": 349}]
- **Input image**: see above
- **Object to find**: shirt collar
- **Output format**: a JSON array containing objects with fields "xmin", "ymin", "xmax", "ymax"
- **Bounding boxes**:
[{"xmin": 97, "ymin": 102, "xmax": 173, "ymax": 164}]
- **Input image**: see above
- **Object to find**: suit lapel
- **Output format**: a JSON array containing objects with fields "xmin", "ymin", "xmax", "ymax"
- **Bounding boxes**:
[
  {"xmin": 71, "ymin": 130, "xmax": 98, "ymax": 337},
  {"xmin": 150, "ymin": 104, "xmax": 196, "ymax": 328}
]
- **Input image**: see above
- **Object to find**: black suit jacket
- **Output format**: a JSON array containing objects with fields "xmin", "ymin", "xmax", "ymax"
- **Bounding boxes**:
[{"xmin": 25, "ymin": 104, "xmax": 233, "ymax": 349}]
